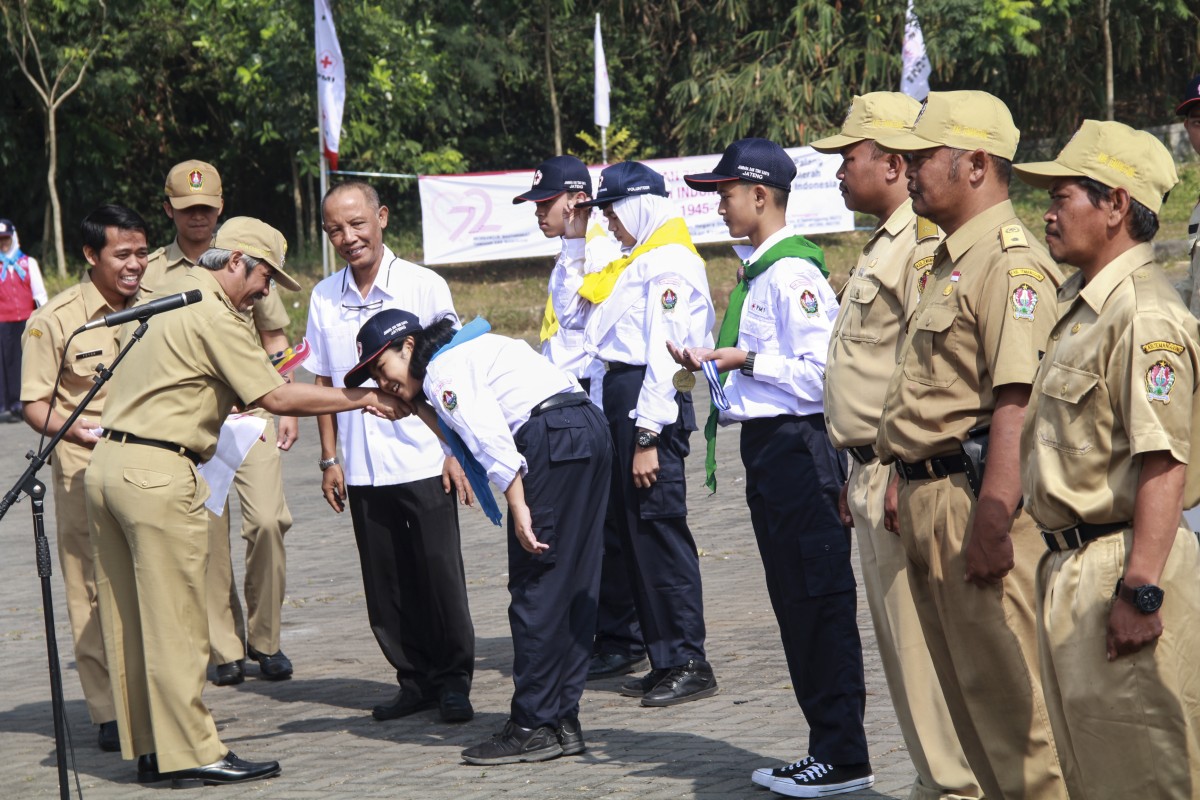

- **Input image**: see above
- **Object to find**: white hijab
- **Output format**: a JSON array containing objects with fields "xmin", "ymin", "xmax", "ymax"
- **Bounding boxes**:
[{"xmin": 611, "ymin": 194, "xmax": 678, "ymax": 251}]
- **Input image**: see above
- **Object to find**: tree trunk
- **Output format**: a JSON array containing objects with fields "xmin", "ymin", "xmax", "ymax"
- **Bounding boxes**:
[
  {"xmin": 46, "ymin": 106, "xmax": 66, "ymax": 277},
  {"xmin": 306, "ymin": 171, "xmax": 317, "ymax": 253},
  {"xmin": 1101, "ymin": 0, "xmax": 1114, "ymax": 121},
  {"xmin": 544, "ymin": 2, "xmax": 562, "ymax": 156},
  {"xmin": 291, "ymin": 154, "xmax": 305, "ymax": 254}
]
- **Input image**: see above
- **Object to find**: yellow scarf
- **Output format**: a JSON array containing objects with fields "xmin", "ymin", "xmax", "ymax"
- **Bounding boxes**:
[{"xmin": 540, "ymin": 221, "xmax": 697, "ymax": 342}]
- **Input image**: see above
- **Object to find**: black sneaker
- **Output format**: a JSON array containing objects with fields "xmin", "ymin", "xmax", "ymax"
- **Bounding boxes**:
[
  {"xmin": 771, "ymin": 762, "xmax": 874, "ymax": 797},
  {"xmin": 556, "ymin": 716, "xmax": 585, "ymax": 756},
  {"xmin": 751, "ymin": 755, "xmax": 813, "ymax": 788},
  {"xmin": 641, "ymin": 658, "xmax": 719, "ymax": 707},
  {"xmin": 619, "ymin": 667, "xmax": 671, "ymax": 697},
  {"xmin": 461, "ymin": 720, "xmax": 564, "ymax": 765}
]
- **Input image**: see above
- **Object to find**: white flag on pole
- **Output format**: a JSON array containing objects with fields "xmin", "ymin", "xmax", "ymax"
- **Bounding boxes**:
[
  {"xmin": 315, "ymin": 0, "xmax": 345, "ymax": 170},
  {"xmin": 594, "ymin": 14, "xmax": 610, "ymax": 128},
  {"xmin": 901, "ymin": 0, "xmax": 931, "ymax": 101}
]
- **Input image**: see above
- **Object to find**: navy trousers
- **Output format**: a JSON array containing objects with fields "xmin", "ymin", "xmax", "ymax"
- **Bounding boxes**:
[
  {"xmin": 508, "ymin": 400, "xmax": 611, "ymax": 728},
  {"xmin": 603, "ymin": 366, "xmax": 707, "ymax": 669},
  {"xmin": 741, "ymin": 414, "xmax": 869, "ymax": 766}
]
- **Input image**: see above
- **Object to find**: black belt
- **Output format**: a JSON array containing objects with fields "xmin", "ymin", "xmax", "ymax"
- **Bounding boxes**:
[
  {"xmin": 895, "ymin": 452, "xmax": 969, "ymax": 481},
  {"xmin": 1040, "ymin": 521, "xmax": 1130, "ymax": 552},
  {"xmin": 530, "ymin": 391, "xmax": 589, "ymax": 416},
  {"xmin": 844, "ymin": 444, "xmax": 877, "ymax": 465},
  {"xmin": 606, "ymin": 362, "xmax": 644, "ymax": 374},
  {"xmin": 103, "ymin": 429, "xmax": 201, "ymax": 465}
]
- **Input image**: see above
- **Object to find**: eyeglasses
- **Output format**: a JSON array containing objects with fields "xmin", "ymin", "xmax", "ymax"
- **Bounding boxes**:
[{"xmin": 341, "ymin": 298, "xmax": 383, "ymax": 312}]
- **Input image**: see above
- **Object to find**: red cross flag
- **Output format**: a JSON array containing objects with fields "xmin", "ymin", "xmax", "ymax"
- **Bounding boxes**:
[{"xmin": 315, "ymin": 0, "xmax": 345, "ymax": 170}]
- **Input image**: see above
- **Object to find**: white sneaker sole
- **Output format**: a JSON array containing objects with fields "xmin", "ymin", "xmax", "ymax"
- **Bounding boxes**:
[
  {"xmin": 752, "ymin": 768, "xmax": 776, "ymax": 788},
  {"xmin": 770, "ymin": 774, "xmax": 874, "ymax": 797}
]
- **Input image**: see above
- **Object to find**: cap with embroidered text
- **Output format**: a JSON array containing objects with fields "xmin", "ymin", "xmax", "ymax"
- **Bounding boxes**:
[
  {"xmin": 344, "ymin": 308, "xmax": 425, "ymax": 388},
  {"xmin": 513, "ymin": 156, "xmax": 593, "ymax": 204},
  {"xmin": 683, "ymin": 138, "xmax": 797, "ymax": 192},
  {"xmin": 165, "ymin": 159, "xmax": 223, "ymax": 210},
  {"xmin": 876, "ymin": 90, "xmax": 1020, "ymax": 160},
  {"xmin": 808, "ymin": 92, "xmax": 923, "ymax": 153},
  {"xmin": 212, "ymin": 217, "xmax": 301, "ymax": 292},
  {"xmin": 576, "ymin": 161, "xmax": 668, "ymax": 208},
  {"xmin": 1014, "ymin": 120, "xmax": 1178, "ymax": 214},
  {"xmin": 1176, "ymin": 74, "xmax": 1200, "ymax": 116}
]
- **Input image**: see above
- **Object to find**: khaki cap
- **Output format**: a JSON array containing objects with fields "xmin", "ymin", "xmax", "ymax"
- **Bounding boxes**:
[
  {"xmin": 213, "ymin": 217, "xmax": 300, "ymax": 291},
  {"xmin": 876, "ymin": 90, "xmax": 1020, "ymax": 160},
  {"xmin": 1014, "ymin": 120, "xmax": 1178, "ymax": 214},
  {"xmin": 165, "ymin": 159, "xmax": 223, "ymax": 209},
  {"xmin": 809, "ymin": 92, "xmax": 922, "ymax": 153}
]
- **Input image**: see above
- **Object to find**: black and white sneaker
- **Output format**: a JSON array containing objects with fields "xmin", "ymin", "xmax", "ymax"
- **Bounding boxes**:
[
  {"xmin": 770, "ymin": 761, "xmax": 873, "ymax": 797},
  {"xmin": 752, "ymin": 755, "xmax": 815, "ymax": 788}
]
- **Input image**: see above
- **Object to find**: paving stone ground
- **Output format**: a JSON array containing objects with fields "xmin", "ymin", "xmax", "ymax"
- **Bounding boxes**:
[{"xmin": 0, "ymin": 385, "xmax": 919, "ymax": 799}]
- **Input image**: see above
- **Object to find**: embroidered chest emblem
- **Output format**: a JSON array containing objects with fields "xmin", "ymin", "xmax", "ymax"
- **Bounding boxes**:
[
  {"xmin": 441, "ymin": 389, "xmax": 459, "ymax": 411},
  {"xmin": 661, "ymin": 289, "xmax": 677, "ymax": 310},
  {"xmin": 1012, "ymin": 283, "xmax": 1038, "ymax": 320},
  {"xmin": 800, "ymin": 290, "xmax": 819, "ymax": 316},
  {"xmin": 1147, "ymin": 360, "xmax": 1175, "ymax": 403}
]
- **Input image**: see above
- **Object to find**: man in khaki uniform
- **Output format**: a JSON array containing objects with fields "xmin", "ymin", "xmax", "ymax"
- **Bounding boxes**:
[
  {"xmin": 144, "ymin": 160, "xmax": 296, "ymax": 683},
  {"xmin": 84, "ymin": 218, "xmax": 404, "ymax": 787},
  {"xmin": 874, "ymin": 90, "xmax": 1067, "ymax": 799},
  {"xmin": 1173, "ymin": 75, "xmax": 1200, "ymax": 315},
  {"xmin": 816, "ymin": 93, "xmax": 980, "ymax": 800},
  {"xmin": 20, "ymin": 205, "xmax": 149, "ymax": 752},
  {"xmin": 1016, "ymin": 120, "xmax": 1200, "ymax": 798}
]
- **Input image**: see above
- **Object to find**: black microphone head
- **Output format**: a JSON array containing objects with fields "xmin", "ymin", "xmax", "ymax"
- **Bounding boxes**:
[{"xmin": 184, "ymin": 289, "xmax": 203, "ymax": 304}]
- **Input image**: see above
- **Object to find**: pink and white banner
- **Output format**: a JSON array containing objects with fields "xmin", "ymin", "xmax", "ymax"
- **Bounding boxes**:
[{"xmin": 418, "ymin": 148, "xmax": 852, "ymax": 266}]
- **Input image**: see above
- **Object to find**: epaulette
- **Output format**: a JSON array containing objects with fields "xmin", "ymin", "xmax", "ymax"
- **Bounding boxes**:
[
  {"xmin": 146, "ymin": 246, "xmax": 167, "ymax": 263},
  {"xmin": 915, "ymin": 216, "xmax": 939, "ymax": 242},
  {"xmin": 999, "ymin": 224, "xmax": 1029, "ymax": 251}
]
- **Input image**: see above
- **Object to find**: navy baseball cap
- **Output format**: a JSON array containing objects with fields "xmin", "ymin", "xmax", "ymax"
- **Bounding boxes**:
[
  {"xmin": 576, "ymin": 161, "xmax": 669, "ymax": 208},
  {"xmin": 513, "ymin": 155, "xmax": 593, "ymax": 204},
  {"xmin": 683, "ymin": 138, "xmax": 797, "ymax": 192},
  {"xmin": 1176, "ymin": 74, "xmax": 1200, "ymax": 116},
  {"xmin": 0, "ymin": 219, "xmax": 14, "ymax": 237},
  {"xmin": 345, "ymin": 309, "xmax": 423, "ymax": 388}
]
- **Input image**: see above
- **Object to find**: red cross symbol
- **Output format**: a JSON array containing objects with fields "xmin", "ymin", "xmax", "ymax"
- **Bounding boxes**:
[{"xmin": 320, "ymin": 54, "xmax": 333, "ymax": 70}]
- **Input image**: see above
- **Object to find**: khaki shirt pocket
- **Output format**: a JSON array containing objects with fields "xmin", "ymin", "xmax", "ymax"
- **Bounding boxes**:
[
  {"xmin": 837, "ymin": 276, "xmax": 882, "ymax": 344},
  {"xmin": 1035, "ymin": 362, "xmax": 1100, "ymax": 454},
  {"xmin": 903, "ymin": 304, "xmax": 958, "ymax": 388}
]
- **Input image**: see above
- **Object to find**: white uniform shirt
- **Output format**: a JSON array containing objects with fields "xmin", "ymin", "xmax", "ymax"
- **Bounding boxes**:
[
  {"xmin": 425, "ymin": 333, "xmax": 576, "ymax": 491},
  {"xmin": 306, "ymin": 246, "xmax": 458, "ymax": 486},
  {"xmin": 583, "ymin": 241, "xmax": 714, "ymax": 433},
  {"xmin": 719, "ymin": 226, "xmax": 837, "ymax": 423}
]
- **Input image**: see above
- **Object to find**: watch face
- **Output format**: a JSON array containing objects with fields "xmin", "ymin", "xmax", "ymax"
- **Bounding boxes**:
[
  {"xmin": 636, "ymin": 432, "xmax": 657, "ymax": 448},
  {"xmin": 1136, "ymin": 585, "xmax": 1165, "ymax": 613}
]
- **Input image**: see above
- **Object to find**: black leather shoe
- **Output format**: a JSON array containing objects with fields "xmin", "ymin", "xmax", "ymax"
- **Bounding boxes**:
[
  {"xmin": 619, "ymin": 667, "xmax": 671, "ymax": 697},
  {"xmin": 168, "ymin": 750, "xmax": 281, "ymax": 788},
  {"xmin": 248, "ymin": 646, "xmax": 293, "ymax": 681},
  {"xmin": 439, "ymin": 690, "xmax": 474, "ymax": 723},
  {"xmin": 641, "ymin": 658, "xmax": 719, "ymax": 707},
  {"xmin": 97, "ymin": 720, "xmax": 120, "ymax": 752},
  {"xmin": 137, "ymin": 753, "xmax": 164, "ymax": 784},
  {"xmin": 372, "ymin": 689, "xmax": 436, "ymax": 721},
  {"xmin": 461, "ymin": 720, "xmax": 563, "ymax": 765},
  {"xmin": 556, "ymin": 716, "xmax": 585, "ymax": 756},
  {"xmin": 214, "ymin": 660, "xmax": 244, "ymax": 686},
  {"xmin": 587, "ymin": 652, "xmax": 650, "ymax": 680}
]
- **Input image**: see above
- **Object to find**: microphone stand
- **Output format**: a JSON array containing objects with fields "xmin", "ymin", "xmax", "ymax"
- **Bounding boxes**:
[{"xmin": 0, "ymin": 319, "xmax": 150, "ymax": 800}]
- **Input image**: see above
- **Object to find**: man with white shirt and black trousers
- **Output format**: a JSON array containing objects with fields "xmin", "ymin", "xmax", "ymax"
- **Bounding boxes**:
[{"xmin": 306, "ymin": 181, "xmax": 476, "ymax": 724}]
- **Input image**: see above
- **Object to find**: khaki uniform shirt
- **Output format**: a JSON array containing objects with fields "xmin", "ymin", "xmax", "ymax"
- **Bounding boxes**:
[
  {"xmin": 877, "ymin": 200, "xmax": 1062, "ymax": 463},
  {"xmin": 1183, "ymin": 198, "xmax": 1200, "ymax": 317},
  {"xmin": 99, "ymin": 268, "xmax": 283, "ymax": 460},
  {"xmin": 825, "ymin": 200, "xmax": 942, "ymax": 448},
  {"xmin": 1022, "ymin": 243, "xmax": 1200, "ymax": 532}
]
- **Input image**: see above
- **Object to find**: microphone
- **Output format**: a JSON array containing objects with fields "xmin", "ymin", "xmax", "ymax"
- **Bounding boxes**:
[{"xmin": 76, "ymin": 290, "xmax": 204, "ymax": 333}]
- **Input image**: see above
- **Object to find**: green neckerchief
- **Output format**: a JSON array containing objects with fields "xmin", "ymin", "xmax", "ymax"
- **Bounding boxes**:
[{"xmin": 704, "ymin": 234, "xmax": 827, "ymax": 491}]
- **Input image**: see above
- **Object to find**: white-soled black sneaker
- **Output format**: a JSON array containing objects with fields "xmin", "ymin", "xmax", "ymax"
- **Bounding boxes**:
[
  {"xmin": 752, "ymin": 755, "xmax": 815, "ymax": 788},
  {"xmin": 770, "ymin": 762, "xmax": 873, "ymax": 797}
]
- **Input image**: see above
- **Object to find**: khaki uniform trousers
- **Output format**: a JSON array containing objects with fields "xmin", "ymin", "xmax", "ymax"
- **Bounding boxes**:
[
  {"xmin": 207, "ymin": 417, "xmax": 292, "ymax": 662},
  {"xmin": 1039, "ymin": 527, "xmax": 1200, "ymax": 799},
  {"xmin": 85, "ymin": 439, "xmax": 225, "ymax": 772},
  {"xmin": 50, "ymin": 440, "xmax": 115, "ymax": 724},
  {"xmin": 898, "ymin": 472, "xmax": 1066, "ymax": 800},
  {"xmin": 848, "ymin": 459, "xmax": 980, "ymax": 800}
]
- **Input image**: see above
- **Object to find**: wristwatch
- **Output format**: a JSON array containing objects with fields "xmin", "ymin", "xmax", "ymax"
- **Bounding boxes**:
[
  {"xmin": 1114, "ymin": 578, "xmax": 1165, "ymax": 614},
  {"xmin": 318, "ymin": 456, "xmax": 340, "ymax": 471},
  {"xmin": 635, "ymin": 430, "xmax": 660, "ymax": 449}
]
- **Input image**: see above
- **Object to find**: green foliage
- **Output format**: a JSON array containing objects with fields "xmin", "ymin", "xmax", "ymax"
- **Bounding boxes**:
[{"xmin": 572, "ymin": 127, "xmax": 644, "ymax": 163}]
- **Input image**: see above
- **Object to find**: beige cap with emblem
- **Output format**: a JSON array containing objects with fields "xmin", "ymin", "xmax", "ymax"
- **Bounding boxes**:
[
  {"xmin": 875, "ymin": 90, "xmax": 1020, "ymax": 160},
  {"xmin": 213, "ymin": 217, "xmax": 301, "ymax": 291},
  {"xmin": 165, "ymin": 159, "xmax": 223, "ymax": 209},
  {"xmin": 1013, "ymin": 119, "xmax": 1179, "ymax": 214},
  {"xmin": 809, "ymin": 92, "xmax": 923, "ymax": 153}
]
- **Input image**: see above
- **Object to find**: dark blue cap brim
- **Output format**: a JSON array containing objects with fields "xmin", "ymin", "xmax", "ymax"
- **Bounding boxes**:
[
  {"xmin": 512, "ymin": 188, "xmax": 567, "ymax": 205},
  {"xmin": 682, "ymin": 173, "xmax": 739, "ymax": 191}
]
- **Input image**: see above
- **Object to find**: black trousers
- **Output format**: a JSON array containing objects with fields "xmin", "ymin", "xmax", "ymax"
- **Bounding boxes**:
[
  {"xmin": 603, "ymin": 366, "xmax": 707, "ymax": 668},
  {"xmin": 347, "ymin": 476, "xmax": 474, "ymax": 697},
  {"xmin": 0, "ymin": 319, "xmax": 24, "ymax": 411},
  {"xmin": 741, "ymin": 414, "xmax": 868, "ymax": 766},
  {"xmin": 508, "ymin": 401, "xmax": 611, "ymax": 728}
]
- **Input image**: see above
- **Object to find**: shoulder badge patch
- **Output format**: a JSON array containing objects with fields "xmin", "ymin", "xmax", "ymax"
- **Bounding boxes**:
[
  {"xmin": 661, "ymin": 288, "xmax": 677, "ymax": 310},
  {"xmin": 916, "ymin": 217, "xmax": 939, "ymax": 241},
  {"xmin": 1000, "ymin": 224, "xmax": 1029, "ymax": 250},
  {"xmin": 913, "ymin": 255, "xmax": 934, "ymax": 272},
  {"xmin": 28, "ymin": 328, "xmax": 42, "ymax": 338},
  {"xmin": 1008, "ymin": 267, "xmax": 1045, "ymax": 282},
  {"xmin": 1142, "ymin": 341, "xmax": 1185, "ymax": 355},
  {"xmin": 1012, "ymin": 283, "xmax": 1038, "ymax": 320},
  {"xmin": 799, "ymin": 290, "xmax": 819, "ymax": 316},
  {"xmin": 1147, "ymin": 360, "xmax": 1175, "ymax": 403},
  {"xmin": 441, "ymin": 389, "xmax": 458, "ymax": 411}
]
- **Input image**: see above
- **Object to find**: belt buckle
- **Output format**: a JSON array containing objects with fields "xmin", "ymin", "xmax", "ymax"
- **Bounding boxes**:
[{"xmin": 924, "ymin": 458, "xmax": 941, "ymax": 479}]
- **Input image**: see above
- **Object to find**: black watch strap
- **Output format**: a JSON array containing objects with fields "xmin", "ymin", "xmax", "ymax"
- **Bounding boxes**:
[{"xmin": 1115, "ymin": 578, "xmax": 1165, "ymax": 614}]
